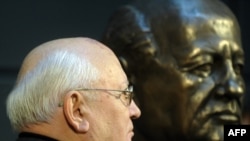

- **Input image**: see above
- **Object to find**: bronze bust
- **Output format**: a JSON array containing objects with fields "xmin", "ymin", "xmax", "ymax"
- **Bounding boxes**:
[{"xmin": 102, "ymin": 0, "xmax": 245, "ymax": 140}]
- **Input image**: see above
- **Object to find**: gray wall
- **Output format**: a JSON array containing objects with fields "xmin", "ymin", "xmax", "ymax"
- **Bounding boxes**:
[{"xmin": 0, "ymin": 0, "xmax": 249, "ymax": 140}]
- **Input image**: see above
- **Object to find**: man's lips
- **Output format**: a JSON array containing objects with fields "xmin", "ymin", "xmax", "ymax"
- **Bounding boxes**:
[
  {"xmin": 128, "ymin": 129, "xmax": 134, "ymax": 140},
  {"xmin": 129, "ymin": 126, "xmax": 134, "ymax": 137}
]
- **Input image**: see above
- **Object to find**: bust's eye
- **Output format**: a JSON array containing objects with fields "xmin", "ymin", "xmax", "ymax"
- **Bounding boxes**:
[
  {"xmin": 189, "ymin": 63, "xmax": 212, "ymax": 77},
  {"xmin": 233, "ymin": 63, "xmax": 244, "ymax": 75},
  {"xmin": 232, "ymin": 54, "xmax": 244, "ymax": 75},
  {"xmin": 179, "ymin": 54, "xmax": 213, "ymax": 78}
]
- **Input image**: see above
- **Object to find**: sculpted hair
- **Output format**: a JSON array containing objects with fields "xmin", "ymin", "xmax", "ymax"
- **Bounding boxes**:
[
  {"xmin": 6, "ymin": 50, "xmax": 99, "ymax": 131},
  {"xmin": 102, "ymin": 0, "xmax": 240, "ymax": 66},
  {"xmin": 102, "ymin": 5, "xmax": 159, "ymax": 78}
]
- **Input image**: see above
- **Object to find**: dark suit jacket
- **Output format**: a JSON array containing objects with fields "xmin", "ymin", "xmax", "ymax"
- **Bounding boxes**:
[{"xmin": 16, "ymin": 132, "xmax": 58, "ymax": 141}]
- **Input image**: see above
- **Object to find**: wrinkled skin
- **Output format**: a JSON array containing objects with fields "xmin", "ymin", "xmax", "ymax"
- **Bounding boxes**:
[{"xmin": 102, "ymin": 0, "xmax": 245, "ymax": 140}]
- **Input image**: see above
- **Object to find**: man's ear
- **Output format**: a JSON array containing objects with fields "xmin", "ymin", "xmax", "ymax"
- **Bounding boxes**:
[{"xmin": 63, "ymin": 91, "xmax": 89, "ymax": 133}]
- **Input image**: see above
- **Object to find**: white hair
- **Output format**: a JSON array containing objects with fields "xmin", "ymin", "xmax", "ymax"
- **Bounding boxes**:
[{"xmin": 6, "ymin": 50, "xmax": 99, "ymax": 131}]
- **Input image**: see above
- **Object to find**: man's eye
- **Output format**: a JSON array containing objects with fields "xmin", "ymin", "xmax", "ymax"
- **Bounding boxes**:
[
  {"xmin": 124, "ymin": 95, "xmax": 129, "ymax": 99},
  {"xmin": 190, "ymin": 63, "xmax": 212, "ymax": 77}
]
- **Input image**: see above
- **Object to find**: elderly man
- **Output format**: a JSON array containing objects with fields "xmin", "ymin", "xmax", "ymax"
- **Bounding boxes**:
[
  {"xmin": 6, "ymin": 37, "xmax": 141, "ymax": 141},
  {"xmin": 102, "ymin": 0, "xmax": 245, "ymax": 140}
]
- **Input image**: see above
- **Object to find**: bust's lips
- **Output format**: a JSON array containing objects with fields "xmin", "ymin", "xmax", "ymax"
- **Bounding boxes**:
[{"xmin": 211, "ymin": 110, "xmax": 240, "ymax": 124}]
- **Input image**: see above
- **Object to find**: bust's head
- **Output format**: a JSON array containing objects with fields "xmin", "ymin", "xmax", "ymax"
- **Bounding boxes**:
[{"xmin": 102, "ymin": 0, "xmax": 245, "ymax": 140}]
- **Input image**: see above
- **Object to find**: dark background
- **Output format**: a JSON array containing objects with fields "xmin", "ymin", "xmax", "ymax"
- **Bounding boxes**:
[{"xmin": 0, "ymin": 0, "xmax": 249, "ymax": 140}]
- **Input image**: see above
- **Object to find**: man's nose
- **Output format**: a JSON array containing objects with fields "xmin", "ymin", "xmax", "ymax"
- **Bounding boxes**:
[
  {"xmin": 216, "ymin": 60, "xmax": 245, "ymax": 98},
  {"xmin": 129, "ymin": 100, "xmax": 141, "ymax": 119}
]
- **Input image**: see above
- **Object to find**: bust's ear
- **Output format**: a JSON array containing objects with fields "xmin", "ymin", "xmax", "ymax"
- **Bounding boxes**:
[
  {"xmin": 63, "ymin": 91, "xmax": 89, "ymax": 133},
  {"xmin": 119, "ymin": 56, "xmax": 128, "ymax": 72}
]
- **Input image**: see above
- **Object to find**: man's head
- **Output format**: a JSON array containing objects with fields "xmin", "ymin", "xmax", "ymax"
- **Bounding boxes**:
[
  {"xmin": 6, "ymin": 37, "xmax": 141, "ymax": 141},
  {"xmin": 102, "ymin": 0, "xmax": 245, "ymax": 140}
]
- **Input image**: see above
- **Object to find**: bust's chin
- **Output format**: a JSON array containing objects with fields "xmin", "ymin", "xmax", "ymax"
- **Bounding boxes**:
[{"xmin": 189, "ymin": 122, "xmax": 224, "ymax": 141}]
